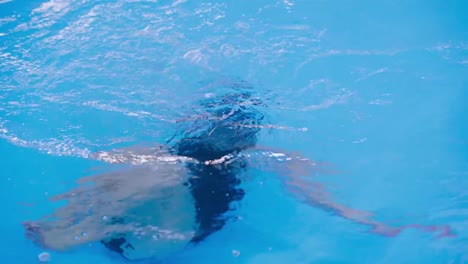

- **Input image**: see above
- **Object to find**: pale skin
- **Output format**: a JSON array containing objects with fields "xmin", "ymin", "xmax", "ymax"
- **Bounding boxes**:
[
  {"xmin": 23, "ymin": 144, "xmax": 454, "ymax": 254},
  {"xmin": 242, "ymin": 146, "xmax": 454, "ymax": 238},
  {"xmin": 20, "ymin": 78, "xmax": 454, "ymax": 261},
  {"xmin": 24, "ymin": 145, "xmax": 198, "ymax": 254}
]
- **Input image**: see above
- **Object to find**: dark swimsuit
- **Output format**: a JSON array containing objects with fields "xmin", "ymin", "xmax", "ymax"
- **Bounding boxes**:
[{"xmin": 102, "ymin": 90, "xmax": 265, "ymax": 258}]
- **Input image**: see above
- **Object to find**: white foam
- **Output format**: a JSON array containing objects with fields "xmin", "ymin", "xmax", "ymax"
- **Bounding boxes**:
[
  {"xmin": 268, "ymin": 152, "xmax": 286, "ymax": 158},
  {"xmin": 33, "ymin": 0, "xmax": 70, "ymax": 14}
]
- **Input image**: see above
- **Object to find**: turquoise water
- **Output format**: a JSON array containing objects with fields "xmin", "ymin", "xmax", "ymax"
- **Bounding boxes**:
[{"xmin": 1, "ymin": 0, "xmax": 467, "ymax": 263}]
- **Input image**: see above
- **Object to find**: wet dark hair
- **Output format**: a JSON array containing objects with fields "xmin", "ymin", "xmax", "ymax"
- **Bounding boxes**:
[{"xmin": 172, "ymin": 92, "xmax": 264, "ymax": 161}]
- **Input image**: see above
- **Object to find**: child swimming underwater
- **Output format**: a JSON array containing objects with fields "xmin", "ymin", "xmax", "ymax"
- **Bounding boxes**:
[{"xmin": 23, "ymin": 80, "xmax": 454, "ymax": 260}]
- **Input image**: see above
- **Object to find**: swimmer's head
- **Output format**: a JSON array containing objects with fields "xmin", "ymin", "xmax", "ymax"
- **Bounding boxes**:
[{"xmin": 172, "ymin": 92, "xmax": 264, "ymax": 161}]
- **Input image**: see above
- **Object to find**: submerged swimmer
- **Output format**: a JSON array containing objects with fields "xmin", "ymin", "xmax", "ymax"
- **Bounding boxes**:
[{"xmin": 23, "ymin": 80, "xmax": 454, "ymax": 260}]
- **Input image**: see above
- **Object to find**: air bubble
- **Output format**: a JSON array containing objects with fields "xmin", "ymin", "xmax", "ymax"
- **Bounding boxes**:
[
  {"xmin": 232, "ymin": 249, "xmax": 240, "ymax": 257},
  {"xmin": 38, "ymin": 252, "xmax": 50, "ymax": 262}
]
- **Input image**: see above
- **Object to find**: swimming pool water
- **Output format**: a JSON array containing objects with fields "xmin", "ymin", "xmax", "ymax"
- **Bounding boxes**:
[{"xmin": 0, "ymin": 0, "xmax": 467, "ymax": 263}]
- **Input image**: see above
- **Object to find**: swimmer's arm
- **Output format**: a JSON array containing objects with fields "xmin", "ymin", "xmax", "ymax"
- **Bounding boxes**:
[{"xmin": 244, "ymin": 146, "xmax": 454, "ymax": 238}]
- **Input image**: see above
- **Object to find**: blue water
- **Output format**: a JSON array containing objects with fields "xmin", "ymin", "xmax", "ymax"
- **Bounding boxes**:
[{"xmin": 1, "ymin": 0, "xmax": 467, "ymax": 263}]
